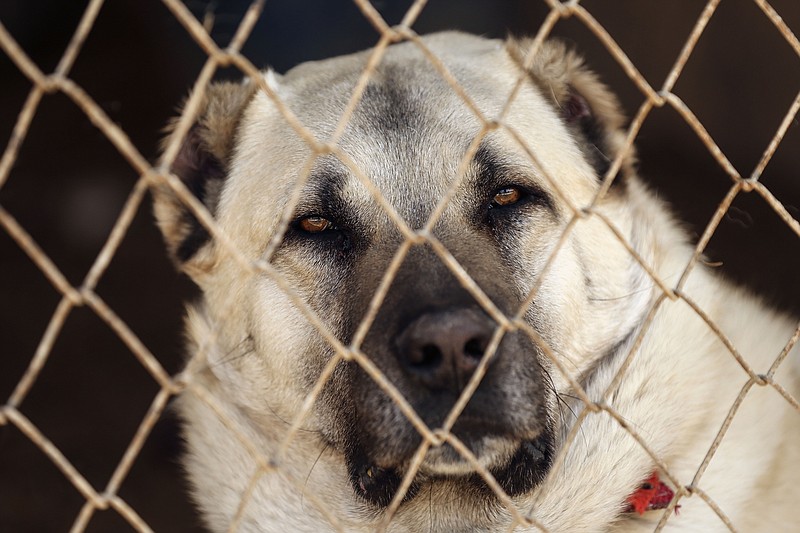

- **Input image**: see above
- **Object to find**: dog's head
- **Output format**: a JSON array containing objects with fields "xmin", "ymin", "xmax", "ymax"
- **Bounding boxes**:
[{"xmin": 155, "ymin": 32, "xmax": 650, "ymax": 510}]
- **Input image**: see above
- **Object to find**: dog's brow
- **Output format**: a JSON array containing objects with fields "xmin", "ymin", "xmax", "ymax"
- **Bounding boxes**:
[
  {"xmin": 292, "ymin": 165, "xmax": 349, "ymax": 215},
  {"xmin": 472, "ymin": 142, "xmax": 554, "ymax": 210},
  {"xmin": 473, "ymin": 143, "xmax": 506, "ymax": 184},
  {"xmin": 310, "ymin": 156, "xmax": 349, "ymax": 184}
]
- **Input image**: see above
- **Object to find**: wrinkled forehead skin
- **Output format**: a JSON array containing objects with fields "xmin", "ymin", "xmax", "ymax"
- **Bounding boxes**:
[{"xmin": 219, "ymin": 32, "xmax": 598, "ymax": 251}]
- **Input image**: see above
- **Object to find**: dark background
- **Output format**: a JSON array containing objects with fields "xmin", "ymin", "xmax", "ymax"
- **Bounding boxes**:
[{"xmin": 1, "ymin": 1, "xmax": 798, "ymax": 531}]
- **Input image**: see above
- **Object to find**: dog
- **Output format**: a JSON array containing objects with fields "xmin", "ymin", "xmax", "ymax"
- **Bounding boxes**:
[{"xmin": 153, "ymin": 32, "xmax": 800, "ymax": 532}]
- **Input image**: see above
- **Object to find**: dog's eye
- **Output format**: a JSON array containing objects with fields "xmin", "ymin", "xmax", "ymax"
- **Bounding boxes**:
[
  {"xmin": 492, "ymin": 187, "xmax": 523, "ymax": 208},
  {"xmin": 298, "ymin": 216, "xmax": 335, "ymax": 233},
  {"xmin": 292, "ymin": 214, "xmax": 353, "ymax": 254}
]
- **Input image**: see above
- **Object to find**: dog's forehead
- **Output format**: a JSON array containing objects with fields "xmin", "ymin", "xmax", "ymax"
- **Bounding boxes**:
[
  {"xmin": 226, "ymin": 32, "xmax": 594, "ymax": 233},
  {"xmin": 279, "ymin": 34, "xmax": 515, "ymax": 208},
  {"xmin": 282, "ymin": 31, "xmax": 508, "ymax": 92}
]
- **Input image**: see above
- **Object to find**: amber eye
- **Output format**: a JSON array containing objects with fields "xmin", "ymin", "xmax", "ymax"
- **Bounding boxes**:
[
  {"xmin": 298, "ymin": 216, "xmax": 333, "ymax": 233},
  {"xmin": 492, "ymin": 187, "xmax": 522, "ymax": 207}
]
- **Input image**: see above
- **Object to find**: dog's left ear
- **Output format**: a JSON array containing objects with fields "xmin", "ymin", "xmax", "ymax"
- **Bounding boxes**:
[{"xmin": 506, "ymin": 37, "xmax": 633, "ymax": 185}]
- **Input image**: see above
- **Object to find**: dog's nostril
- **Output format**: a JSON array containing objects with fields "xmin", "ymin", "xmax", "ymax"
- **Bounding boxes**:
[
  {"xmin": 416, "ymin": 344, "xmax": 443, "ymax": 368},
  {"xmin": 397, "ymin": 309, "xmax": 496, "ymax": 392},
  {"xmin": 464, "ymin": 338, "xmax": 485, "ymax": 360}
]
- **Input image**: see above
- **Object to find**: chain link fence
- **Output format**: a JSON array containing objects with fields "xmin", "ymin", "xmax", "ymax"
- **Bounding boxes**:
[{"xmin": 1, "ymin": 0, "xmax": 798, "ymax": 531}]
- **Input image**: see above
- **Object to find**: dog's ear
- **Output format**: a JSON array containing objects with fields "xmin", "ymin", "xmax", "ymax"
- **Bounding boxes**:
[
  {"xmin": 505, "ymin": 37, "xmax": 633, "ymax": 185},
  {"xmin": 153, "ymin": 81, "xmax": 256, "ymax": 277}
]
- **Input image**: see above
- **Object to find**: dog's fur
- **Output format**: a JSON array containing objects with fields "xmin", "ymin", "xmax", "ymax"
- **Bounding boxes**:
[{"xmin": 154, "ymin": 32, "xmax": 800, "ymax": 532}]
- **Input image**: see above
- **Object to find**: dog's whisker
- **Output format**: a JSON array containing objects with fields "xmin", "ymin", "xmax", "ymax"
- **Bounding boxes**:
[
  {"xmin": 301, "ymin": 444, "xmax": 330, "ymax": 513},
  {"xmin": 428, "ymin": 482, "xmax": 433, "ymax": 533}
]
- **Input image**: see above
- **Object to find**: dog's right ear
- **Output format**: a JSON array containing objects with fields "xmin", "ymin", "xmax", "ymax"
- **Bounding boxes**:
[
  {"xmin": 153, "ymin": 81, "xmax": 256, "ymax": 278},
  {"xmin": 505, "ymin": 38, "xmax": 633, "ymax": 187}
]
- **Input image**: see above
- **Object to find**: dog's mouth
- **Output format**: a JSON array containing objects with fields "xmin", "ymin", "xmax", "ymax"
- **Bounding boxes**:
[
  {"xmin": 347, "ymin": 430, "xmax": 554, "ymax": 508},
  {"xmin": 335, "ymin": 302, "xmax": 556, "ymax": 508}
]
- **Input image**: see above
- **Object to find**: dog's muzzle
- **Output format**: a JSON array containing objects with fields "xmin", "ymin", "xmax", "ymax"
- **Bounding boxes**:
[{"xmin": 344, "ymin": 305, "xmax": 555, "ymax": 508}]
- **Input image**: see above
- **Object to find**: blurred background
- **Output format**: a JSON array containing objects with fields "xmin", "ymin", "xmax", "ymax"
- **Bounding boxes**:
[{"xmin": 1, "ymin": 1, "xmax": 798, "ymax": 531}]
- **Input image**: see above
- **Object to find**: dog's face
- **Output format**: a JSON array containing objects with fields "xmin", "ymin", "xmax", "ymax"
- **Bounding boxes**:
[{"xmin": 155, "ymin": 32, "xmax": 651, "ymax": 513}]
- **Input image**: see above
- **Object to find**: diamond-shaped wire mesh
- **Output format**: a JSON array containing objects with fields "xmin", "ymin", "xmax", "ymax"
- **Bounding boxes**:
[{"xmin": 1, "ymin": 1, "xmax": 798, "ymax": 531}]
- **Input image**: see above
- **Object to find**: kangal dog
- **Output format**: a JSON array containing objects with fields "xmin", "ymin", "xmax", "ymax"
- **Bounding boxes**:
[{"xmin": 153, "ymin": 32, "xmax": 800, "ymax": 532}]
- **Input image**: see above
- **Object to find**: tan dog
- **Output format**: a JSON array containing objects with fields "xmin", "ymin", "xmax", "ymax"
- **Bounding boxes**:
[{"xmin": 154, "ymin": 32, "xmax": 800, "ymax": 532}]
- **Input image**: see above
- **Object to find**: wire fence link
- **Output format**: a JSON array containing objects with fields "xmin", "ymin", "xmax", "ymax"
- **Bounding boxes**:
[{"xmin": 1, "ymin": 1, "xmax": 798, "ymax": 531}]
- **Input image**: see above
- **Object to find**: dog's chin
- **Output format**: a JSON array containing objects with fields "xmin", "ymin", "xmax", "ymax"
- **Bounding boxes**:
[
  {"xmin": 419, "ymin": 435, "xmax": 519, "ymax": 477},
  {"xmin": 348, "ymin": 431, "xmax": 554, "ymax": 508}
]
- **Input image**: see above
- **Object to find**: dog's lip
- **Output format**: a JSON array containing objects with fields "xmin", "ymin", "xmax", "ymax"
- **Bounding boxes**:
[
  {"xmin": 416, "ymin": 429, "xmax": 551, "ymax": 475},
  {"xmin": 484, "ymin": 433, "xmax": 554, "ymax": 497},
  {"xmin": 450, "ymin": 415, "xmax": 519, "ymax": 436},
  {"xmin": 348, "ymin": 432, "xmax": 554, "ymax": 507},
  {"xmin": 369, "ymin": 417, "xmax": 547, "ymax": 474},
  {"xmin": 417, "ymin": 434, "xmax": 516, "ymax": 476}
]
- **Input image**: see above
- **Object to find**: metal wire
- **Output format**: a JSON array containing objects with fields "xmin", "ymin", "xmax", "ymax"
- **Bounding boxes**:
[{"xmin": 0, "ymin": 1, "xmax": 798, "ymax": 531}]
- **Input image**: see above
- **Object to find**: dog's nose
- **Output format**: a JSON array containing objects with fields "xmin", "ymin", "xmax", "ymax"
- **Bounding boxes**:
[{"xmin": 397, "ymin": 309, "xmax": 495, "ymax": 392}]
